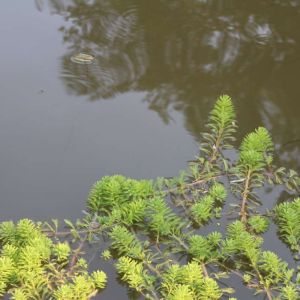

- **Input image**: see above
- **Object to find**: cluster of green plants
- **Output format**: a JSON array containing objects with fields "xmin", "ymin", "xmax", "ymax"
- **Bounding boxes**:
[
  {"xmin": 1, "ymin": 95, "xmax": 300, "ymax": 299},
  {"xmin": 0, "ymin": 219, "xmax": 106, "ymax": 299}
]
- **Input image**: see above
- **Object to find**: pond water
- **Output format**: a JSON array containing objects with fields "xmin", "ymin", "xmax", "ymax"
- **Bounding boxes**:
[{"xmin": 0, "ymin": 0, "xmax": 300, "ymax": 299}]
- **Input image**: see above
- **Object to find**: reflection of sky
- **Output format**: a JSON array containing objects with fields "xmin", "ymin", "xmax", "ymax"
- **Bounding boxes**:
[
  {"xmin": 0, "ymin": 2, "xmax": 197, "ymax": 222},
  {"xmin": 1, "ymin": 0, "xmax": 300, "ymax": 225}
]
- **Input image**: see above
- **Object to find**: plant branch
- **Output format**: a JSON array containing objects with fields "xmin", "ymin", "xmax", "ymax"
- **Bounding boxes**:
[
  {"xmin": 240, "ymin": 169, "xmax": 252, "ymax": 223},
  {"xmin": 210, "ymin": 128, "xmax": 224, "ymax": 163}
]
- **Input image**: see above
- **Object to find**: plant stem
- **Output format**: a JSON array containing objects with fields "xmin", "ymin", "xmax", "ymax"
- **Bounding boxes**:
[
  {"xmin": 165, "ymin": 174, "xmax": 222, "ymax": 194},
  {"xmin": 210, "ymin": 128, "xmax": 224, "ymax": 162},
  {"xmin": 215, "ymin": 262, "xmax": 245, "ymax": 280},
  {"xmin": 43, "ymin": 226, "xmax": 102, "ymax": 237},
  {"xmin": 171, "ymin": 235, "xmax": 189, "ymax": 251},
  {"xmin": 190, "ymin": 174, "xmax": 221, "ymax": 186},
  {"xmin": 143, "ymin": 261, "xmax": 162, "ymax": 277},
  {"xmin": 67, "ymin": 237, "xmax": 87, "ymax": 275},
  {"xmin": 201, "ymin": 263, "xmax": 209, "ymax": 277},
  {"xmin": 240, "ymin": 169, "xmax": 252, "ymax": 223},
  {"xmin": 171, "ymin": 235, "xmax": 210, "ymax": 278},
  {"xmin": 252, "ymin": 266, "xmax": 273, "ymax": 300}
]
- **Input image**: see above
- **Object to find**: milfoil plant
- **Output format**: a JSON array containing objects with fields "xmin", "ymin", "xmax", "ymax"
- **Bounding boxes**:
[{"xmin": 1, "ymin": 95, "xmax": 300, "ymax": 299}]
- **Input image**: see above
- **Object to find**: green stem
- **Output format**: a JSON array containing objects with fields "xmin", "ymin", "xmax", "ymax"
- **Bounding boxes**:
[
  {"xmin": 43, "ymin": 226, "xmax": 102, "ymax": 237},
  {"xmin": 165, "ymin": 174, "xmax": 222, "ymax": 194}
]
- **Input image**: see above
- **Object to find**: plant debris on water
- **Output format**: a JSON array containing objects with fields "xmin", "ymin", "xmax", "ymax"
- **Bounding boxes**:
[{"xmin": 70, "ymin": 53, "xmax": 95, "ymax": 65}]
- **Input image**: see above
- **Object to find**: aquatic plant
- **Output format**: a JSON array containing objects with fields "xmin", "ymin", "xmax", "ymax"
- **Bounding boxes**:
[
  {"xmin": 1, "ymin": 95, "xmax": 299, "ymax": 299},
  {"xmin": 274, "ymin": 198, "xmax": 300, "ymax": 255},
  {"xmin": 0, "ymin": 219, "xmax": 106, "ymax": 299}
]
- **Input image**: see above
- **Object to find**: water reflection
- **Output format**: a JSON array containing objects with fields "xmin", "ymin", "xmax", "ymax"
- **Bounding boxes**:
[{"xmin": 38, "ymin": 0, "xmax": 300, "ymax": 168}]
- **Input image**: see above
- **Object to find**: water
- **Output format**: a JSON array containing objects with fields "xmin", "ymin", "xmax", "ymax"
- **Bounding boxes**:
[{"xmin": 0, "ymin": 0, "xmax": 300, "ymax": 298}]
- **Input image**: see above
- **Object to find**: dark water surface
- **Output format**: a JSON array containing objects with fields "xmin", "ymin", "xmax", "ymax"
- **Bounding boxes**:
[{"xmin": 1, "ymin": 0, "xmax": 300, "ymax": 299}]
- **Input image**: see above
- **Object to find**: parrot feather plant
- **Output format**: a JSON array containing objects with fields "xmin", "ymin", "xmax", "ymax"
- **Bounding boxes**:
[{"xmin": 1, "ymin": 95, "xmax": 300, "ymax": 299}]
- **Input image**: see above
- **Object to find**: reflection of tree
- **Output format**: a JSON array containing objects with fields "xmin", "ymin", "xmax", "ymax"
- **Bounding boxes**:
[
  {"xmin": 39, "ymin": 0, "xmax": 300, "ymax": 167},
  {"xmin": 51, "ymin": 0, "xmax": 147, "ymax": 101}
]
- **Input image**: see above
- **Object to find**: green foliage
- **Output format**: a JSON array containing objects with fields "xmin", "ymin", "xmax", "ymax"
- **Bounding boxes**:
[
  {"xmin": 115, "ymin": 256, "xmax": 155, "ymax": 293},
  {"xmin": 166, "ymin": 284, "xmax": 195, "ymax": 300},
  {"xmin": 161, "ymin": 261, "xmax": 222, "ymax": 299},
  {"xmin": 52, "ymin": 242, "xmax": 71, "ymax": 262},
  {"xmin": 109, "ymin": 225, "xmax": 144, "ymax": 259},
  {"xmin": 54, "ymin": 272, "xmax": 106, "ymax": 300},
  {"xmin": 229, "ymin": 126, "xmax": 275, "ymax": 223},
  {"xmin": 240, "ymin": 127, "xmax": 274, "ymax": 155},
  {"xmin": 87, "ymin": 175, "xmax": 153, "ymax": 213},
  {"xmin": 147, "ymin": 197, "xmax": 184, "ymax": 239},
  {"xmin": 101, "ymin": 249, "xmax": 112, "ymax": 260},
  {"xmin": 201, "ymin": 95, "xmax": 236, "ymax": 159},
  {"xmin": 0, "ymin": 219, "xmax": 106, "ymax": 299},
  {"xmin": 191, "ymin": 183, "xmax": 227, "ymax": 225},
  {"xmin": 119, "ymin": 198, "xmax": 148, "ymax": 226},
  {"xmin": 92, "ymin": 271, "xmax": 107, "ymax": 289},
  {"xmin": 0, "ymin": 219, "xmax": 42, "ymax": 246},
  {"xmin": 191, "ymin": 195, "xmax": 214, "ymax": 224},
  {"xmin": 188, "ymin": 232, "xmax": 222, "ymax": 262},
  {"xmin": 2, "ymin": 95, "xmax": 300, "ymax": 299},
  {"xmin": 281, "ymin": 284, "xmax": 299, "ymax": 300},
  {"xmin": 238, "ymin": 127, "xmax": 273, "ymax": 174},
  {"xmin": 221, "ymin": 221, "xmax": 297, "ymax": 298},
  {"xmin": 248, "ymin": 215, "xmax": 270, "ymax": 234},
  {"xmin": 209, "ymin": 182, "xmax": 227, "ymax": 204},
  {"xmin": 222, "ymin": 220, "xmax": 263, "ymax": 262},
  {"xmin": 274, "ymin": 198, "xmax": 300, "ymax": 252},
  {"xmin": 259, "ymin": 251, "xmax": 292, "ymax": 285}
]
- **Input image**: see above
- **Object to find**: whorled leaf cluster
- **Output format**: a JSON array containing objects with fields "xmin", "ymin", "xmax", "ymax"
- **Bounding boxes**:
[{"xmin": 0, "ymin": 219, "xmax": 106, "ymax": 299}]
